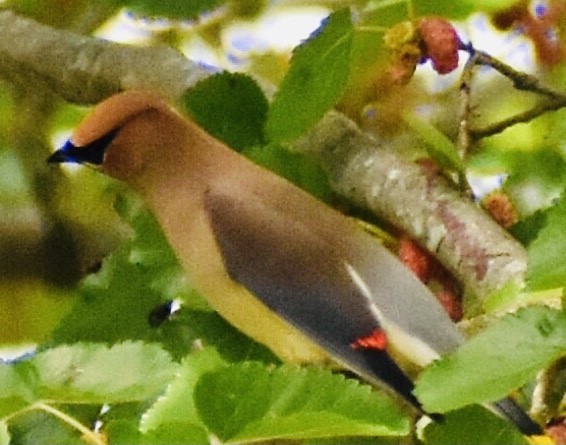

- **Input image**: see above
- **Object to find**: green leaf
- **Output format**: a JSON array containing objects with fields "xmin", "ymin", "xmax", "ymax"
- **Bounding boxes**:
[
  {"xmin": 415, "ymin": 307, "xmax": 566, "ymax": 413},
  {"xmin": 8, "ymin": 409, "xmax": 84, "ymax": 445},
  {"xmin": 402, "ymin": 112, "xmax": 464, "ymax": 172},
  {"xmin": 140, "ymin": 348, "xmax": 225, "ymax": 434},
  {"xmin": 413, "ymin": 0, "xmax": 518, "ymax": 19},
  {"xmin": 266, "ymin": 9, "xmax": 354, "ymax": 143},
  {"xmin": 116, "ymin": 0, "xmax": 224, "ymax": 19},
  {"xmin": 422, "ymin": 405, "xmax": 527, "ymax": 445},
  {"xmin": 0, "ymin": 343, "xmax": 178, "ymax": 442},
  {"xmin": 0, "ymin": 362, "xmax": 36, "ymax": 418},
  {"xmin": 195, "ymin": 362, "xmax": 410, "ymax": 442},
  {"xmin": 504, "ymin": 150, "xmax": 566, "ymax": 215},
  {"xmin": 107, "ymin": 418, "xmax": 210, "ymax": 445},
  {"xmin": 142, "ymin": 422, "xmax": 209, "ymax": 445},
  {"xmin": 183, "ymin": 72, "xmax": 269, "ymax": 151},
  {"xmin": 413, "ymin": 0, "xmax": 474, "ymax": 19},
  {"xmin": 0, "ymin": 421, "xmax": 9, "ymax": 445},
  {"xmin": 33, "ymin": 342, "xmax": 178, "ymax": 404},
  {"xmin": 526, "ymin": 194, "xmax": 566, "ymax": 290},
  {"xmin": 103, "ymin": 419, "xmax": 144, "ymax": 445},
  {"xmin": 509, "ymin": 208, "xmax": 548, "ymax": 246},
  {"xmin": 243, "ymin": 143, "xmax": 334, "ymax": 203},
  {"xmin": 469, "ymin": 148, "xmax": 566, "ymax": 216}
]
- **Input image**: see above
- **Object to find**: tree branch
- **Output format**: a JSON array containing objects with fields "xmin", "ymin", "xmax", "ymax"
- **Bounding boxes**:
[
  {"xmin": 0, "ymin": 9, "xmax": 528, "ymax": 303},
  {"xmin": 294, "ymin": 112, "xmax": 527, "ymax": 307},
  {"xmin": 0, "ymin": 9, "xmax": 207, "ymax": 104},
  {"xmin": 460, "ymin": 46, "xmax": 566, "ymax": 141}
]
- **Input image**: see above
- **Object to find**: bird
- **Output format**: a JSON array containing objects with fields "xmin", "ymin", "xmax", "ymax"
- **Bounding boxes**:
[{"xmin": 48, "ymin": 90, "xmax": 541, "ymax": 436}]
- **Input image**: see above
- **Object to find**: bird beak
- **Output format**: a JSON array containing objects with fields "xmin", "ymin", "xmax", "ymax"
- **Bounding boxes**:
[{"xmin": 48, "ymin": 129, "xmax": 119, "ymax": 165}]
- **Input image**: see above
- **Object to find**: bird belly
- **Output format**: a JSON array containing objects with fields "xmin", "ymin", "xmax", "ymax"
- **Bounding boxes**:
[{"xmin": 159, "ymin": 206, "xmax": 330, "ymax": 365}]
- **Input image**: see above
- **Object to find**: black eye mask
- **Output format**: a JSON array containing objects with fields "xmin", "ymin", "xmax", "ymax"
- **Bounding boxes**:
[{"xmin": 48, "ymin": 128, "xmax": 119, "ymax": 165}]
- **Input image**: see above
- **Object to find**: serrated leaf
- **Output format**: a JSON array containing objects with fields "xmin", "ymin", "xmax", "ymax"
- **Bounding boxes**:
[
  {"xmin": 107, "ymin": 419, "xmax": 209, "ymax": 445},
  {"xmin": 33, "ymin": 342, "xmax": 178, "ymax": 404},
  {"xmin": 117, "ymin": 0, "xmax": 224, "ymax": 19},
  {"xmin": 195, "ymin": 362, "xmax": 409, "ymax": 442},
  {"xmin": 527, "ymin": 195, "xmax": 566, "ymax": 290},
  {"xmin": 266, "ymin": 9, "xmax": 354, "ymax": 143},
  {"xmin": 422, "ymin": 405, "xmax": 527, "ymax": 445},
  {"xmin": 415, "ymin": 307, "xmax": 566, "ymax": 413},
  {"xmin": 183, "ymin": 72, "xmax": 269, "ymax": 151},
  {"xmin": 0, "ymin": 362, "xmax": 36, "ymax": 418},
  {"xmin": 8, "ymin": 409, "xmax": 84, "ymax": 445},
  {"xmin": 104, "ymin": 419, "xmax": 144, "ymax": 445},
  {"xmin": 140, "ymin": 348, "xmax": 224, "ymax": 433}
]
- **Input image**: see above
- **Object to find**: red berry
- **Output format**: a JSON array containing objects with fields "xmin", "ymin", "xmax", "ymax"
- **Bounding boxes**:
[
  {"xmin": 398, "ymin": 237, "xmax": 432, "ymax": 283},
  {"xmin": 482, "ymin": 191, "xmax": 518, "ymax": 229},
  {"xmin": 417, "ymin": 17, "xmax": 461, "ymax": 74},
  {"xmin": 435, "ymin": 289, "xmax": 463, "ymax": 322}
]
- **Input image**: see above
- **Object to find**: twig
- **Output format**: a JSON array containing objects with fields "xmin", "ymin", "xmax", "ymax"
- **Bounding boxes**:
[
  {"xmin": 471, "ymin": 48, "xmax": 566, "ymax": 98},
  {"xmin": 470, "ymin": 97, "xmax": 566, "ymax": 139},
  {"xmin": 460, "ymin": 44, "xmax": 566, "ymax": 141},
  {"xmin": 456, "ymin": 49, "xmax": 478, "ymax": 193},
  {"xmin": 4, "ymin": 402, "xmax": 106, "ymax": 445}
]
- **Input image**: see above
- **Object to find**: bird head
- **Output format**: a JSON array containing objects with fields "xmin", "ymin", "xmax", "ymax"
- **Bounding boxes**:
[{"xmin": 48, "ymin": 91, "xmax": 180, "ymax": 181}]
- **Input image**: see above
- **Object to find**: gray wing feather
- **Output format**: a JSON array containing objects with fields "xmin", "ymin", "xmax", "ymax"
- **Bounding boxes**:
[
  {"xmin": 204, "ymin": 189, "xmax": 423, "ymax": 404},
  {"xmin": 203, "ymin": 189, "xmax": 541, "ymax": 435}
]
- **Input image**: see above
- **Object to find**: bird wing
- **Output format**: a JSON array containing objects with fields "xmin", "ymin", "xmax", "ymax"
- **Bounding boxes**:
[{"xmin": 203, "ymin": 187, "xmax": 453, "ymax": 406}]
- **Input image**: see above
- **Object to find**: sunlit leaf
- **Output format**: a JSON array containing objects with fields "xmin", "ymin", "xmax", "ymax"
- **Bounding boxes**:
[
  {"xmin": 0, "ymin": 362, "xmax": 36, "ymax": 418},
  {"xmin": 140, "ymin": 348, "xmax": 224, "ymax": 434},
  {"xmin": 0, "ymin": 420, "xmax": 9, "ymax": 445},
  {"xmin": 34, "ymin": 342, "xmax": 178, "ymax": 403},
  {"xmin": 266, "ymin": 9, "xmax": 354, "ymax": 142},
  {"xmin": 195, "ymin": 362, "xmax": 410, "ymax": 442},
  {"xmin": 527, "ymin": 195, "xmax": 566, "ymax": 291},
  {"xmin": 415, "ymin": 307, "xmax": 566, "ymax": 412}
]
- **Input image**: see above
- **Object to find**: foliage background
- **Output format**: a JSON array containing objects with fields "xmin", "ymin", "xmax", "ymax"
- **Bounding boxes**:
[{"xmin": 0, "ymin": 0, "xmax": 565, "ymax": 444}]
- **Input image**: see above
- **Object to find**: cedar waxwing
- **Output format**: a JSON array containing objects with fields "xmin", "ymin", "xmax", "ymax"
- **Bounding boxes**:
[{"xmin": 48, "ymin": 90, "xmax": 541, "ymax": 435}]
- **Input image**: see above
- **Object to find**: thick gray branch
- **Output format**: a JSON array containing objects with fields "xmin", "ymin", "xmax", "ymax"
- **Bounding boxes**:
[
  {"xmin": 294, "ymin": 113, "xmax": 527, "ymax": 305},
  {"xmin": 0, "ymin": 9, "xmax": 528, "ymax": 302},
  {"xmin": 0, "ymin": 9, "xmax": 207, "ymax": 103}
]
